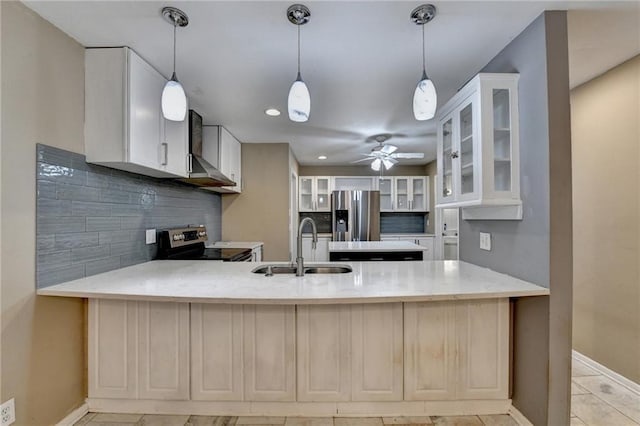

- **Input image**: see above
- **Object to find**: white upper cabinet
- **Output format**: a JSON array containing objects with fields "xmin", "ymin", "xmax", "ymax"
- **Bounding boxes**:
[
  {"xmin": 379, "ymin": 177, "xmax": 430, "ymax": 212},
  {"xmin": 85, "ymin": 47, "xmax": 188, "ymax": 178},
  {"xmin": 436, "ymin": 73, "xmax": 521, "ymax": 220},
  {"xmin": 203, "ymin": 126, "xmax": 243, "ymax": 194},
  {"xmin": 333, "ymin": 177, "xmax": 376, "ymax": 191},
  {"xmin": 299, "ymin": 177, "xmax": 331, "ymax": 212}
]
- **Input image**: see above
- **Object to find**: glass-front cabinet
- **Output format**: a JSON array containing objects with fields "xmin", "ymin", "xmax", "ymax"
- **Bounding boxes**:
[
  {"xmin": 436, "ymin": 73, "xmax": 521, "ymax": 220},
  {"xmin": 378, "ymin": 177, "xmax": 429, "ymax": 212},
  {"xmin": 299, "ymin": 176, "xmax": 331, "ymax": 212}
]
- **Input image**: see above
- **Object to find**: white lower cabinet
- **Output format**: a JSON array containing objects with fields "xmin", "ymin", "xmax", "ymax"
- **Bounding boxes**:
[
  {"xmin": 191, "ymin": 304, "xmax": 243, "ymax": 401},
  {"xmin": 296, "ymin": 303, "xmax": 403, "ymax": 402},
  {"xmin": 88, "ymin": 299, "xmax": 189, "ymax": 400},
  {"xmin": 89, "ymin": 298, "xmax": 509, "ymax": 407},
  {"xmin": 301, "ymin": 235, "xmax": 330, "ymax": 262},
  {"xmin": 243, "ymin": 305, "xmax": 296, "ymax": 401},
  {"xmin": 404, "ymin": 299, "xmax": 509, "ymax": 401},
  {"xmin": 351, "ymin": 303, "xmax": 404, "ymax": 401},
  {"xmin": 297, "ymin": 305, "xmax": 351, "ymax": 401},
  {"xmin": 137, "ymin": 301, "xmax": 190, "ymax": 400},
  {"xmin": 88, "ymin": 299, "xmax": 138, "ymax": 399}
]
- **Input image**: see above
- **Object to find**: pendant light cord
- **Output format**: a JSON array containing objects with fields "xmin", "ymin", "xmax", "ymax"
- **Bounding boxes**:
[
  {"xmin": 421, "ymin": 23, "xmax": 425, "ymax": 73},
  {"xmin": 173, "ymin": 20, "xmax": 177, "ymax": 75},
  {"xmin": 297, "ymin": 24, "xmax": 301, "ymax": 75}
]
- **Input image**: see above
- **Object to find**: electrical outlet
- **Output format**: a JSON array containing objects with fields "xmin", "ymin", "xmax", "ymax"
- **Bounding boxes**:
[
  {"xmin": 480, "ymin": 232, "xmax": 492, "ymax": 251},
  {"xmin": 1, "ymin": 398, "xmax": 15, "ymax": 426},
  {"xmin": 145, "ymin": 229, "xmax": 156, "ymax": 245}
]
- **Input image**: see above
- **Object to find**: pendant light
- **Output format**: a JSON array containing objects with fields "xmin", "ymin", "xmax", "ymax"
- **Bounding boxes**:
[
  {"xmin": 161, "ymin": 7, "xmax": 189, "ymax": 122},
  {"xmin": 287, "ymin": 4, "xmax": 311, "ymax": 122},
  {"xmin": 411, "ymin": 4, "xmax": 437, "ymax": 121}
]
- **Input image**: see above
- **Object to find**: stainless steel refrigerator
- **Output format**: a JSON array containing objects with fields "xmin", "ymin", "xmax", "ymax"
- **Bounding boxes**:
[{"xmin": 331, "ymin": 190, "xmax": 380, "ymax": 241}]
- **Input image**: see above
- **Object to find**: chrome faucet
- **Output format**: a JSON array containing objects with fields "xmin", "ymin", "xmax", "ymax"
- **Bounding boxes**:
[{"xmin": 296, "ymin": 217, "xmax": 317, "ymax": 277}]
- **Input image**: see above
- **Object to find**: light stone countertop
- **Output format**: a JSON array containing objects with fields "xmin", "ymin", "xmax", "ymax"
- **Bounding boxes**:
[
  {"xmin": 37, "ymin": 260, "xmax": 549, "ymax": 304},
  {"xmin": 208, "ymin": 241, "xmax": 264, "ymax": 249},
  {"xmin": 329, "ymin": 241, "xmax": 428, "ymax": 252}
]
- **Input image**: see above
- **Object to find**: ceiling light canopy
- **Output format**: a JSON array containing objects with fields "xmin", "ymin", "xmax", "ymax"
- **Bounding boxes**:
[
  {"xmin": 318, "ymin": 155, "xmax": 327, "ymax": 160},
  {"xmin": 287, "ymin": 4, "xmax": 311, "ymax": 123},
  {"xmin": 265, "ymin": 108, "xmax": 281, "ymax": 117},
  {"xmin": 161, "ymin": 7, "xmax": 189, "ymax": 122},
  {"xmin": 411, "ymin": 4, "xmax": 437, "ymax": 121}
]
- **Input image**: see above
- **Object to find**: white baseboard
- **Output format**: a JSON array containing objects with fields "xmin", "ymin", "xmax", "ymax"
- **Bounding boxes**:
[
  {"xmin": 56, "ymin": 402, "xmax": 89, "ymax": 426},
  {"xmin": 572, "ymin": 350, "xmax": 640, "ymax": 395},
  {"xmin": 508, "ymin": 405, "xmax": 533, "ymax": 426}
]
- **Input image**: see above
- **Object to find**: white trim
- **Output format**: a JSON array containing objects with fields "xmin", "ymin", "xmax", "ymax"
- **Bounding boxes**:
[
  {"xmin": 87, "ymin": 399, "xmax": 511, "ymax": 417},
  {"xmin": 572, "ymin": 350, "xmax": 640, "ymax": 395},
  {"xmin": 508, "ymin": 405, "xmax": 534, "ymax": 426},
  {"xmin": 56, "ymin": 402, "xmax": 89, "ymax": 426}
]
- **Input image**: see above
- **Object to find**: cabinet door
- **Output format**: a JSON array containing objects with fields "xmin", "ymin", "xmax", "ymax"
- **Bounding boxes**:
[
  {"xmin": 299, "ymin": 177, "xmax": 314, "ymax": 211},
  {"xmin": 297, "ymin": 305, "xmax": 351, "ymax": 401},
  {"xmin": 404, "ymin": 301, "xmax": 456, "ymax": 400},
  {"xmin": 191, "ymin": 304, "xmax": 243, "ymax": 401},
  {"xmin": 243, "ymin": 305, "xmax": 296, "ymax": 401},
  {"xmin": 438, "ymin": 115, "xmax": 456, "ymax": 204},
  {"xmin": 127, "ymin": 50, "xmax": 165, "ymax": 171},
  {"xmin": 218, "ymin": 127, "xmax": 234, "ymax": 178},
  {"xmin": 137, "ymin": 301, "xmax": 190, "ymax": 400},
  {"xmin": 351, "ymin": 303, "xmax": 403, "ymax": 401},
  {"xmin": 162, "ymin": 104, "xmax": 189, "ymax": 177},
  {"xmin": 88, "ymin": 299, "xmax": 138, "ymax": 399},
  {"xmin": 315, "ymin": 237, "xmax": 330, "ymax": 262},
  {"xmin": 416, "ymin": 237, "xmax": 434, "ymax": 261},
  {"xmin": 410, "ymin": 177, "xmax": 428, "ymax": 212},
  {"xmin": 301, "ymin": 236, "xmax": 314, "ymax": 261},
  {"xmin": 315, "ymin": 177, "xmax": 331, "ymax": 211},
  {"xmin": 394, "ymin": 177, "xmax": 411, "ymax": 211},
  {"xmin": 378, "ymin": 178, "xmax": 393, "ymax": 211},
  {"xmin": 456, "ymin": 299, "xmax": 509, "ymax": 400},
  {"xmin": 455, "ymin": 95, "xmax": 480, "ymax": 202}
]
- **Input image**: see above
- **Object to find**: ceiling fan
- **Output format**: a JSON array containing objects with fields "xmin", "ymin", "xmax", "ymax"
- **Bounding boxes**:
[{"xmin": 352, "ymin": 134, "xmax": 425, "ymax": 171}]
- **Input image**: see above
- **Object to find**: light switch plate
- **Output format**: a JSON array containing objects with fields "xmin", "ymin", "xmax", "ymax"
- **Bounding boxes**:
[
  {"xmin": 480, "ymin": 232, "xmax": 491, "ymax": 251},
  {"xmin": 145, "ymin": 229, "xmax": 156, "ymax": 245}
]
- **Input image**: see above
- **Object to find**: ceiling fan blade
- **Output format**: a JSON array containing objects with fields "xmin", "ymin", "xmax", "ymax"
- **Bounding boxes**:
[
  {"xmin": 381, "ymin": 144, "xmax": 398, "ymax": 155},
  {"xmin": 390, "ymin": 153, "xmax": 425, "ymax": 159},
  {"xmin": 351, "ymin": 157, "xmax": 374, "ymax": 164}
]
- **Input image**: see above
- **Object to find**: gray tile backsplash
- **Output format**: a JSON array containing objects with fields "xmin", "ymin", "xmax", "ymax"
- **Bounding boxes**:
[
  {"xmin": 36, "ymin": 144, "xmax": 221, "ymax": 288},
  {"xmin": 380, "ymin": 213, "xmax": 427, "ymax": 234}
]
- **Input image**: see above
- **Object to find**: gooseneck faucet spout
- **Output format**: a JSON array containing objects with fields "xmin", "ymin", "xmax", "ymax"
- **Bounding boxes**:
[{"xmin": 296, "ymin": 217, "xmax": 317, "ymax": 277}]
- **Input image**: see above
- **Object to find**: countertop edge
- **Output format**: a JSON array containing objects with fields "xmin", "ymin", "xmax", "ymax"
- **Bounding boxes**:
[{"xmin": 37, "ymin": 288, "xmax": 550, "ymax": 304}]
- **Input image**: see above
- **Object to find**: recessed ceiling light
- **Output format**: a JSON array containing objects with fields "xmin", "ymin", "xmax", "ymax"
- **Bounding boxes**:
[
  {"xmin": 318, "ymin": 155, "xmax": 327, "ymax": 160},
  {"xmin": 265, "ymin": 108, "xmax": 281, "ymax": 117}
]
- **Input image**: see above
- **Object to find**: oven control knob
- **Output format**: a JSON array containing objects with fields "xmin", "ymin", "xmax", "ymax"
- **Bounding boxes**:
[
  {"xmin": 198, "ymin": 231, "xmax": 207, "ymax": 237},
  {"xmin": 173, "ymin": 234, "xmax": 180, "ymax": 241}
]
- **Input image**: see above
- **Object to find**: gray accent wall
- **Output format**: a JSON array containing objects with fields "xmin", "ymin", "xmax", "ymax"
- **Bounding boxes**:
[
  {"xmin": 36, "ymin": 144, "xmax": 222, "ymax": 288},
  {"xmin": 457, "ymin": 12, "xmax": 572, "ymax": 426}
]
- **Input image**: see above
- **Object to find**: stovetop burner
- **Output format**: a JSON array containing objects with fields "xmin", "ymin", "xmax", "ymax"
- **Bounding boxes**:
[{"xmin": 156, "ymin": 226, "xmax": 252, "ymax": 262}]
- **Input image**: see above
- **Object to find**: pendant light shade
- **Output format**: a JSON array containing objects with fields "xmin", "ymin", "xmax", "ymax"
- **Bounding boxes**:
[
  {"xmin": 161, "ymin": 7, "xmax": 189, "ymax": 122},
  {"xmin": 162, "ymin": 73, "xmax": 187, "ymax": 121},
  {"xmin": 371, "ymin": 158, "xmax": 382, "ymax": 172},
  {"xmin": 411, "ymin": 4, "xmax": 437, "ymax": 121},
  {"xmin": 288, "ymin": 73, "xmax": 310, "ymax": 122},
  {"xmin": 287, "ymin": 4, "xmax": 311, "ymax": 123},
  {"xmin": 413, "ymin": 71, "xmax": 437, "ymax": 121}
]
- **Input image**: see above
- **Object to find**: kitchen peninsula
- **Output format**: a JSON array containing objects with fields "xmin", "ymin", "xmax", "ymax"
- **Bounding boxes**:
[{"xmin": 39, "ymin": 260, "xmax": 547, "ymax": 417}]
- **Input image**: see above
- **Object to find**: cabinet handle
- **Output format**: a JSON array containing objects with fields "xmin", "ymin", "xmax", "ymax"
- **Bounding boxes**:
[
  {"xmin": 451, "ymin": 151, "xmax": 459, "ymax": 159},
  {"xmin": 161, "ymin": 143, "xmax": 168, "ymax": 165},
  {"xmin": 188, "ymin": 154, "xmax": 193, "ymax": 173}
]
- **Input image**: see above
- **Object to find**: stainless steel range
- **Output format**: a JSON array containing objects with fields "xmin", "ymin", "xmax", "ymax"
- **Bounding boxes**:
[{"xmin": 156, "ymin": 226, "xmax": 252, "ymax": 262}]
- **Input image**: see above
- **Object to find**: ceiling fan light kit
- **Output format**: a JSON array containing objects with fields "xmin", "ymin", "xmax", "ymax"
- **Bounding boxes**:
[
  {"xmin": 287, "ymin": 4, "xmax": 311, "ymax": 123},
  {"xmin": 411, "ymin": 4, "xmax": 437, "ymax": 121},
  {"xmin": 161, "ymin": 6, "xmax": 189, "ymax": 122}
]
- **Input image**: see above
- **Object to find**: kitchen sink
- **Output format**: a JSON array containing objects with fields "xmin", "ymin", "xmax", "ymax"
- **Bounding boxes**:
[{"xmin": 252, "ymin": 264, "xmax": 352, "ymax": 275}]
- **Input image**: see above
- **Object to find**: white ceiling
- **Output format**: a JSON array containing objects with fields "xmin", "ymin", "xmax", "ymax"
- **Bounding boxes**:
[{"xmin": 24, "ymin": 1, "xmax": 639, "ymax": 166}]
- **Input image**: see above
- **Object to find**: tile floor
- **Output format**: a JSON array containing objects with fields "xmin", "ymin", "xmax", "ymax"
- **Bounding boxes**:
[{"xmin": 74, "ymin": 357, "xmax": 640, "ymax": 426}]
